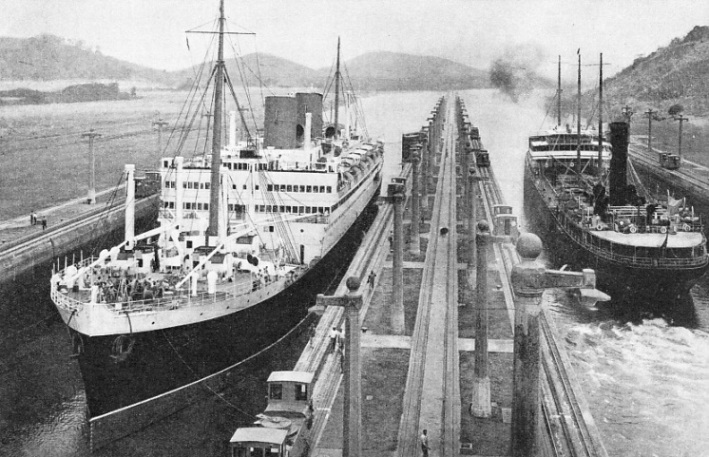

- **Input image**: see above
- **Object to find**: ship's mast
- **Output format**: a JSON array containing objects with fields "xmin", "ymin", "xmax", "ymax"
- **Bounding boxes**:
[
  {"xmin": 597, "ymin": 52, "xmax": 603, "ymax": 176},
  {"xmin": 334, "ymin": 37, "xmax": 341, "ymax": 138},
  {"xmin": 557, "ymin": 55, "xmax": 562, "ymax": 127},
  {"xmin": 206, "ymin": 0, "xmax": 226, "ymax": 240},
  {"xmin": 576, "ymin": 51, "xmax": 581, "ymax": 177}
]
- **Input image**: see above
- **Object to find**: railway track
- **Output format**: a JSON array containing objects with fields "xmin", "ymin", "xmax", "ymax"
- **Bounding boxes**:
[
  {"xmin": 470, "ymin": 129, "xmax": 607, "ymax": 457},
  {"xmin": 629, "ymin": 144, "xmax": 709, "ymax": 192},
  {"xmin": 397, "ymin": 96, "xmax": 459, "ymax": 457}
]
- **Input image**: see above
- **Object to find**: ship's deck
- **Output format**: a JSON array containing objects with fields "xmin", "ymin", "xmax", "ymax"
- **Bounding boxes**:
[{"xmin": 590, "ymin": 229, "xmax": 704, "ymax": 248}]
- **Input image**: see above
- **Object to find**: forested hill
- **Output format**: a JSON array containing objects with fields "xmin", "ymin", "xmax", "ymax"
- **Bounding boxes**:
[
  {"xmin": 176, "ymin": 51, "xmax": 492, "ymax": 91},
  {"xmin": 0, "ymin": 34, "xmax": 175, "ymax": 85},
  {"xmin": 602, "ymin": 26, "xmax": 709, "ymax": 116},
  {"xmin": 341, "ymin": 51, "xmax": 490, "ymax": 91},
  {"xmin": 1, "ymin": 34, "xmax": 491, "ymax": 92}
]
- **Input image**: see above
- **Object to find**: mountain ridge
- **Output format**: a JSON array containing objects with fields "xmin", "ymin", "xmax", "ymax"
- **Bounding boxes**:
[{"xmin": 0, "ymin": 34, "xmax": 491, "ymax": 93}]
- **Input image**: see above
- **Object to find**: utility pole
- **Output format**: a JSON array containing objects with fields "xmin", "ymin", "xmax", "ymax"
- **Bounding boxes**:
[
  {"xmin": 152, "ymin": 118, "xmax": 169, "ymax": 155},
  {"xmin": 644, "ymin": 109, "xmax": 657, "ymax": 152},
  {"xmin": 675, "ymin": 115, "xmax": 689, "ymax": 159},
  {"xmin": 557, "ymin": 55, "xmax": 562, "ymax": 127},
  {"xmin": 81, "ymin": 129, "xmax": 101, "ymax": 204}
]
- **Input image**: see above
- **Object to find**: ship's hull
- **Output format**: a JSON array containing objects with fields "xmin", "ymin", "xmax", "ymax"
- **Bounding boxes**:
[
  {"xmin": 77, "ymin": 192, "xmax": 380, "ymax": 417},
  {"xmin": 523, "ymin": 163, "xmax": 708, "ymax": 306}
]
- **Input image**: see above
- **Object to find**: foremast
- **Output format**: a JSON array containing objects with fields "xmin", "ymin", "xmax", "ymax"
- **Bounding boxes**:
[
  {"xmin": 334, "ymin": 37, "xmax": 341, "ymax": 138},
  {"xmin": 207, "ymin": 0, "xmax": 226, "ymax": 241}
]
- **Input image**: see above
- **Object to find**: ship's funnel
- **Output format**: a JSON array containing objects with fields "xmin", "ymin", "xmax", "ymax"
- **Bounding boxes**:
[
  {"xmin": 609, "ymin": 121, "xmax": 629, "ymax": 206},
  {"xmin": 296, "ymin": 93, "xmax": 323, "ymax": 140},
  {"xmin": 264, "ymin": 96, "xmax": 297, "ymax": 149}
]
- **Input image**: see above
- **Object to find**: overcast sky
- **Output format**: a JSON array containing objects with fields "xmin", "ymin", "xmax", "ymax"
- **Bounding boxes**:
[{"xmin": 3, "ymin": 0, "xmax": 708, "ymax": 81}]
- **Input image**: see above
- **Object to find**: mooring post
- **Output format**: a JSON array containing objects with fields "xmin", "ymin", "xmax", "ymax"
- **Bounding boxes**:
[
  {"xmin": 389, "ymin": 182, "xmax": 406, "ymax": 334},
  {"xmin": 319, "ymin": 277, "xmax": 363, "ymax": 457},
  {"xmin": 472, "ymin": 220, "xmax": 492, "ymax": 417},
  {"xmin": 409, "ymin": 151, "xmax": 421, "ymax": 256},
  {"xmin": 510, "ymin": 234, "xmax": 545, "ymax": 457}
]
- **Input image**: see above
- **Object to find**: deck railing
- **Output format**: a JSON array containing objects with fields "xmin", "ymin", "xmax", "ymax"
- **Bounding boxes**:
[{"xmin": 52, "ymin": 259, "xmax": 306, "ymax": 314}]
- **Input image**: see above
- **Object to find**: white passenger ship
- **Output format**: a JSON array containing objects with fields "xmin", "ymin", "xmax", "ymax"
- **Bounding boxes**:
[{"xmin": 48, "ymin": 0, "xmax": 383, "ymax": 417}]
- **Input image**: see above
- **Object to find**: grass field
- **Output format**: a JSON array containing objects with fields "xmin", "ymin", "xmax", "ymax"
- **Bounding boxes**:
[{"xmin": 0, "ymin": 88, "xmax": 272, "ymax": 220}]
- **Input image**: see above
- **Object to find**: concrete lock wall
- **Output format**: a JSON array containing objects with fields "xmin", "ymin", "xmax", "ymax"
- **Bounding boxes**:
[{"xmin": 0, "ymin": 196, "xmax": 159, "ymax": 283}]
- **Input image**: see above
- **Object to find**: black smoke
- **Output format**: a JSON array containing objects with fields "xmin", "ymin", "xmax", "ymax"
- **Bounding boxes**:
[{"xmin": 488, "ymin": 45, "xmax": 547, "ymax": 102}]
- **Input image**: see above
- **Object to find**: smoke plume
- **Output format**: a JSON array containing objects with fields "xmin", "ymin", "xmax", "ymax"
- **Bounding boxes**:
[{"xmin": 489, "ymin": 44, "xmax": 546, "ymax": 102}]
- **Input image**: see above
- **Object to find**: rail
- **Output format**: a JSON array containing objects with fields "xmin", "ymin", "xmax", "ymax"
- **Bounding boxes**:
[
  {"xmin": 396, "ymin": 95, "xmax": 459, "ymax": 457},
  {"xmin": 472, "ymin": 117, "xmax": 608, "ymax": 456}
]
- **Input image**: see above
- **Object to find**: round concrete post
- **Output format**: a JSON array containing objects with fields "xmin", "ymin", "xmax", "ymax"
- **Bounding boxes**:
[
  {"xmin": 390, "ymin": 183, "xmax": 406, "ymax": 335},
  {"xmin": 409, "ymin": 152, "xmax": 421, "ymax": 255},
  {"xmin": 343, "ymin": 277, "xmax": 363, "ymax": 457},
  {"xmin": 422, "ymin": 125, "xmax": 431, "ymax": 210},
  {"xmin": 472, "ymin": 221, "xmax": 492, "ymax": 417},
  {"xmin": 510, "ymin": 233, "xmax": 545, "ymax": 457},
  {"xmin": 461, "ymin": 147, "xmax": 470, "ymax": 233}
]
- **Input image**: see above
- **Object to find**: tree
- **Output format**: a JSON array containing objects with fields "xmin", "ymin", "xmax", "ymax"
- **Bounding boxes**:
[{"xmin": 668, "ymin": 104, "xmax": 684, "ymax": 116}]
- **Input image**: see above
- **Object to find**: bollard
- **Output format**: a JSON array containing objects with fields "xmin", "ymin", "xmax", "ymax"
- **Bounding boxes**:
[
  {"xmin": 409, "ymin": 152, "xmax": 421, "ymax": 255},
  {"xmin": 510, "ymin": 234, "xmax": 545, "ymax": 457},
  {"xmin": 389, "ymin": 182, "xmax": 406, "ymax": 334},
  {"xmin": 472, "ymin": 221, "xmax": 492, "ymax": 417}
]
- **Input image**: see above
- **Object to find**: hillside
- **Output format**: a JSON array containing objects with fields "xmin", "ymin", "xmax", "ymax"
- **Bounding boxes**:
[
  {"xmin": 339, "ymin": 51, "xmax": 490, "ymax": 91},
  {"xmin": 0, "ymin": 34, "xmax": 491, "ymax": 93},
  {"xmin": 154, "ymin": 51, "xmax": 491, "ymax": 92},
  {"xmin": 172, "ymin": 53, "xmax": 319, "ymax": 89},
  {"xmin": 600, "ymin": 26, "xmax": 709, "ymax": 117},
  {"xmin": 0, "ymin": 34, "xmax": 176, "ymax": 87}
]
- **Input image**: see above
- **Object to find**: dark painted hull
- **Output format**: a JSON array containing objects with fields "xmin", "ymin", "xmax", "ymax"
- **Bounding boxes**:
[
  {"xmin": 78, "ymin": 196, "xmax": 379, "ymax": 417},
  {"xmin": 523, "ymin": 165, "xmax": 708, "ymax": 305}
]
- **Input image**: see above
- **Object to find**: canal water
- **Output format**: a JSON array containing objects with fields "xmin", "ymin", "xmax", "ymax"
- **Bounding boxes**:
[{"xmin": 1, "ymin": 89, "xmax": 707, "ymax": 456}]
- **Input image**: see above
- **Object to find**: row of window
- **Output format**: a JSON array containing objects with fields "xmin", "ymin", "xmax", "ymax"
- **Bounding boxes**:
[
  {"xmin": 224, "ymin": 162, "xmax": 268, "ymax": 171},
  {"xmin": 266, "ymin": 184, "xmax": 332, "ymax": 194},
  {"xmin": 162, "ymin": 201, "xmax": 249, "ymax": 212},
  {"xmin": 255, "ymin": 205, "xmax": 331, "ymax": 215},
  {"xmin": 164, "ymin": 181, "xmax": 211, "ymax": 190}
]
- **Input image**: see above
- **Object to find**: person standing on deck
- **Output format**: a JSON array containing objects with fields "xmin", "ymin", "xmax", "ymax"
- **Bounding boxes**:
[
  {"xmin": 41, "ymin": 217, "xmax": 47, "ymax": 230},
  {"xmin": 30, "ymin": 211, "xmax": 36, "ymax": 226}
]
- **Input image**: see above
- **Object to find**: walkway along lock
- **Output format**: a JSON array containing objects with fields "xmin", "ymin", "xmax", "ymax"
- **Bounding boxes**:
[{"xmin": 510, "ymin": 232, "xmax": 610, "ymax": 457}]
